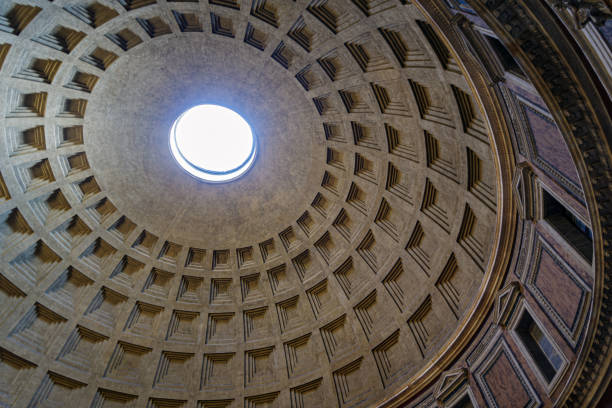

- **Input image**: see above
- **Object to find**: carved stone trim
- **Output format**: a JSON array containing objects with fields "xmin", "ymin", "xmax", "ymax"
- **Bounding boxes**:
[
  {"xmin": 433, "ymin": 367, "xmax": 469, "ymax": 404},
  {"xmin": 512, "ymin": 162, "xmax": 540, "ymax": 221},
  {"xmin": 494, "ymin": 281, "xmax": 523, "ymax": 327}
]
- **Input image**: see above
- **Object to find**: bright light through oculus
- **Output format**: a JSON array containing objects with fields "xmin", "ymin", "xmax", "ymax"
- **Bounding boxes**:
[{"xmin": 169, "ymin": 104, "xmax": 256, "ymax": 182}]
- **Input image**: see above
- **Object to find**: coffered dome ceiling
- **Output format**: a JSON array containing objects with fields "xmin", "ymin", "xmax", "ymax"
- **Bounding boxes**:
[{"xmin": 0, "ymin": 0, "xmax": 576, "ymax": 406}]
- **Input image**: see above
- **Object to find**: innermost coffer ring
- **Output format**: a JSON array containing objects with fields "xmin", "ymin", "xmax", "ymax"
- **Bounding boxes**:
[{"xmin": 169, "ymin": 104, "xmax": 257, "ymax": 182}]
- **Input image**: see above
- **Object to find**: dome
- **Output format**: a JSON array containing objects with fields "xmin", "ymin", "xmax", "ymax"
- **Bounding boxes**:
[{"xmin": 0, "ymin": 1, "xmax": 610, "ymax": 407}]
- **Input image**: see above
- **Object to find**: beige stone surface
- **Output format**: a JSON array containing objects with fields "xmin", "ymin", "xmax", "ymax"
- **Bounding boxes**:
[{"xmin": 85, "ymin": 34, "xmax": 322, "ymax": 246}]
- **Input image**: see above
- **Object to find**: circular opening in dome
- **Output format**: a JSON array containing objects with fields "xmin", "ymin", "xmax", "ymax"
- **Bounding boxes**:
[{"xmin": 169, "ymin": 104, "xmax": 256, "ymax": 182}]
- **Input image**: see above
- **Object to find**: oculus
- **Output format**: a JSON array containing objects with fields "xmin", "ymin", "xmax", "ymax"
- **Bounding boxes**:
[{"xmin": 169, "ymin": 104, "xmax": 256, "ymax": 182}]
